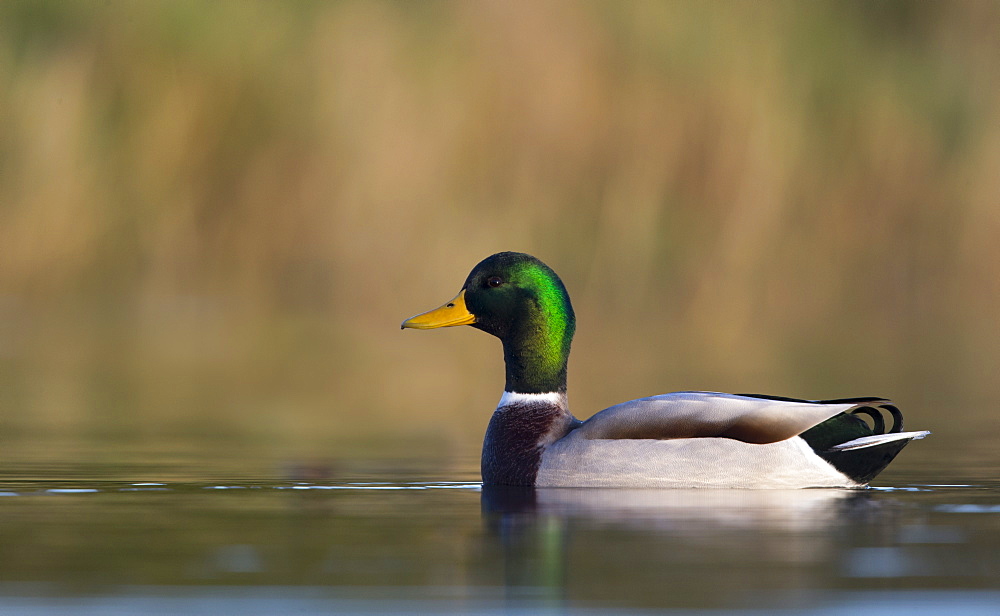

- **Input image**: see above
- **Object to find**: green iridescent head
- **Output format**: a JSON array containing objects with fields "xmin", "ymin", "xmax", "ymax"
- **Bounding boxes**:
[{"xmin": 401, "ymin": 252, "xmax": 575, "ymax": 394}]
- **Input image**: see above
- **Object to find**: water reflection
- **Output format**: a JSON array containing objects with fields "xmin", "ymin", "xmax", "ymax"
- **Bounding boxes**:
[
  {"xmin": 0, "ymin": 471, "xmax": 996, "ymax": 614},
  {"xmin": 478, "ymin": 484, "xmax": 1000, "ymax": 612},
  {"xmin": 479, "ymin": 487, "xmax": 875, "ymax": 610},
  {"xmin": 484, "ymin": 485, "xmax": 866, "ymax": 529}
]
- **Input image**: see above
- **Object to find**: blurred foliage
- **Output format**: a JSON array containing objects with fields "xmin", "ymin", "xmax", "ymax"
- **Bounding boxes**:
[{"xmin": 1, "ymin": 1, "xmax": 998, "ymax": 460}]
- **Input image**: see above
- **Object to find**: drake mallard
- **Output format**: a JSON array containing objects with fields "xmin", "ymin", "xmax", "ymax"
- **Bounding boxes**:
[{"xmin": 402, "ymin": 252, "xmax": 928, "ymax": 488}]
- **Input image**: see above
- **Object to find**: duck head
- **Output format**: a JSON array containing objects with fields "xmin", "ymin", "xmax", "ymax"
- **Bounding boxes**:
[{"xmin": 401, "ymin": 252, "xmax": 575, "ymax": 394}]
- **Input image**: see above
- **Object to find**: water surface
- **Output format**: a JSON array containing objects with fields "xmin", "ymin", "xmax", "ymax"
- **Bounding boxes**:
[{"xmin": 0, "ymin": 450, "xmax": 997, "ymax": 615}]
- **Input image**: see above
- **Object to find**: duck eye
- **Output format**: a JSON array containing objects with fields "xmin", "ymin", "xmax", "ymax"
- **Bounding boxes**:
[{"xmin": 486, "ymin": 276, "xmax": 503, "ymax": 288}]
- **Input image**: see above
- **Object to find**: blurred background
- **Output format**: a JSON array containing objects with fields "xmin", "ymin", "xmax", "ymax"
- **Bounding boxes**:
[{"xmin": 1, "ymin": 1, "xmax": 998, "ymax": 474}]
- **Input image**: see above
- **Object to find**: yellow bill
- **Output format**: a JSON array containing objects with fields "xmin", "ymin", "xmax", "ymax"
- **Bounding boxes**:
[{"xmin": 401, "ymin": 289, "xmax": 476, "ymax": 329}]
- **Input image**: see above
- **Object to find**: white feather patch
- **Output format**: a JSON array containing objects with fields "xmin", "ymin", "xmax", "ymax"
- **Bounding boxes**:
[
  {"xmin": 536, "ymin": 434, "xmax": 858, "ymax": 488},
  {"xmin": 497, "ymin": 391, "xmax": 566, "ymax": 409},
  {"xmin": 829, "ymin": 431, "xmax": 930, "ymax": 451}
]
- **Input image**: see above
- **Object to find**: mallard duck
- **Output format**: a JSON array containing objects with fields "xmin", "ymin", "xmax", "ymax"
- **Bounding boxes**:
[{"xmin": 401, "ymin": 252, "xmax": 928, "ymax": 488}]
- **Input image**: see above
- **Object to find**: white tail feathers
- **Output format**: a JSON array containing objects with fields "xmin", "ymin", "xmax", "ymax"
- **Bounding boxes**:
[{"xmin": 829, "ymin": 431, "xmax": 930, "ymax": 451}]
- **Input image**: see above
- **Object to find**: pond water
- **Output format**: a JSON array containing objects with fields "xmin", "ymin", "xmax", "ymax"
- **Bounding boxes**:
[{"xmin": 0, "ymin": 447, "xmax": 997, "ymax": 615}]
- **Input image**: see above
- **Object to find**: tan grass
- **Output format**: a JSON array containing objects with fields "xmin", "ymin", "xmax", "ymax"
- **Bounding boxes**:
[{"xmin": 1, "ymin": 2, "xmax": 998, "ymax": 455}]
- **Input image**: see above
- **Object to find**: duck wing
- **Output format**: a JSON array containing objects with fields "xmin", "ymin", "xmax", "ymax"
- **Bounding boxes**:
[{"xmin": 572, "ymin": 391, "xmax": 869, "ymax": 444}]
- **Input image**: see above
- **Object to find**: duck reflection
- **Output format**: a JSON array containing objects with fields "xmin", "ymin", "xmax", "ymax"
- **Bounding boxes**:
[
  {"xmin": 484, "ymin": 486, "xmax": 868, "ymax": 530},
  {"xmin": 479, "ymin": 486, "xmax": 882, "ymax": 610}
]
